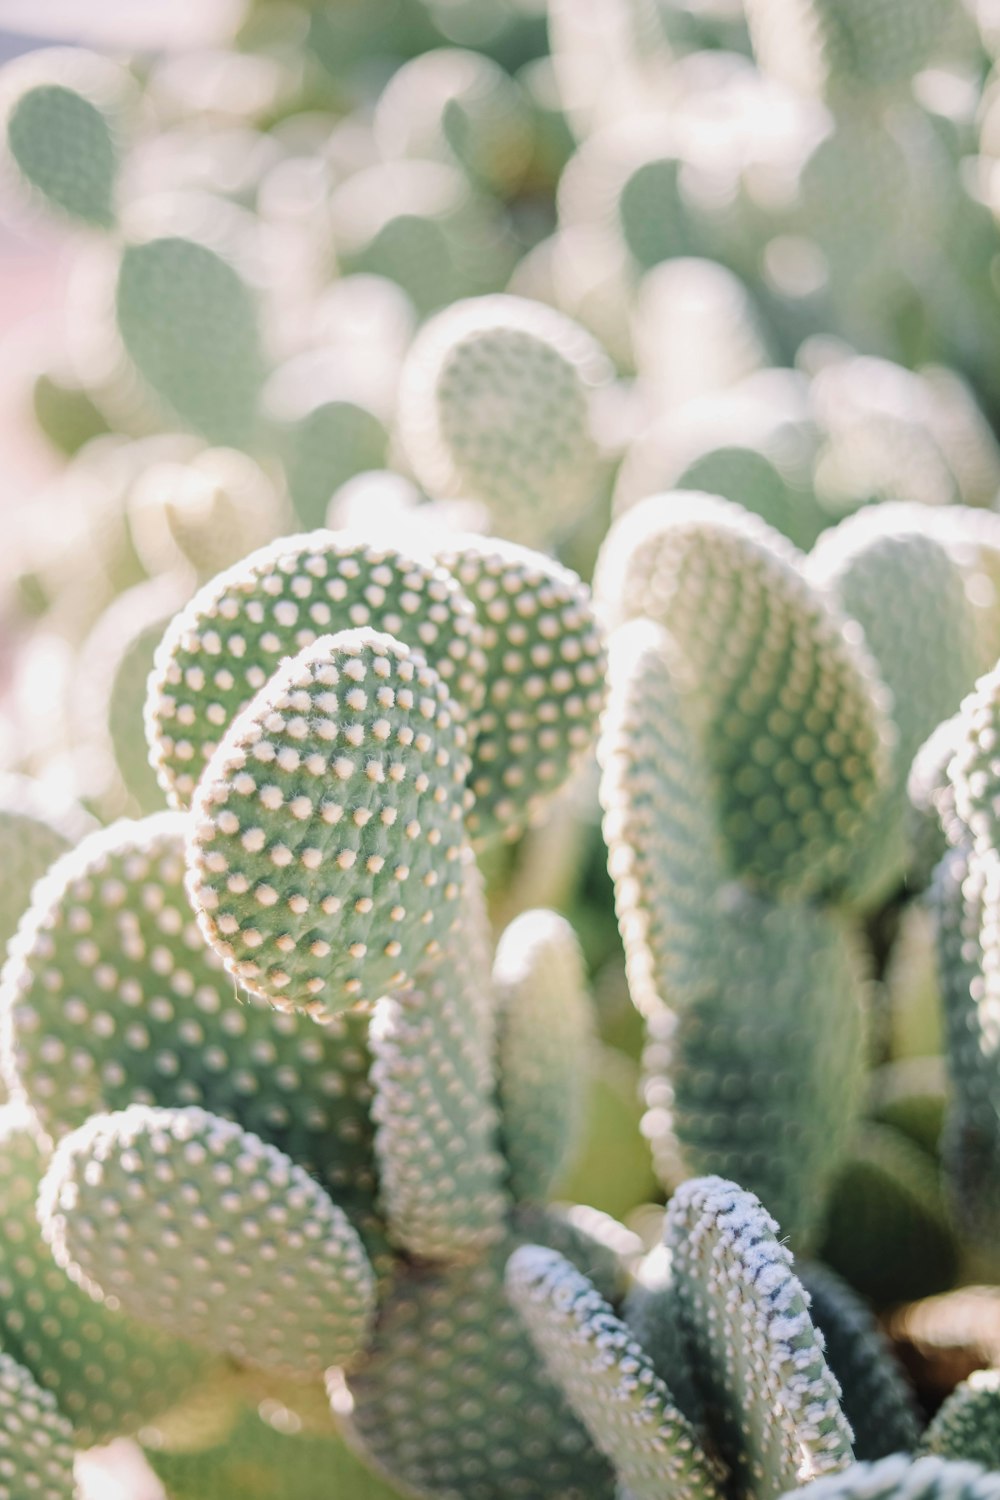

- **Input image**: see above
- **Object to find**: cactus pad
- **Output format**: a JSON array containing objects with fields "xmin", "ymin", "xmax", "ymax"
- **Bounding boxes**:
[
  {"xmin": 0, "ymin": 775, "xmax": 94, "ymax": 955},
  {"xmin": 921, "ymin": 1371, "xmax": 1000, "ymax": 1467},
  {"xmin": 0, "ymin": 1351, "xmax": 76, "ymax": 1500},
  {"xmin": 147, "ymin": 532, "xmax": 484, "ymax": 809},
  {"xmin": 39, "ymin": 1104, "xmax": 377, "ymax": 1376},
  {"xmin": 786, "ymin": 1455, "xmax": 1000, "ymax": 1500}
]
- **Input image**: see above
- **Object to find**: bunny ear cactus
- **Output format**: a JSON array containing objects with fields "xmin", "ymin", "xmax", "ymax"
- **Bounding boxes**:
[
  {"xmin": 0, "ymin": 775, "xmax": 96, "ymax": 957},
  {"xmin": 787, "ymin": 1456, "xmax": 1000, "ymax": 1500},
  {"xmin": 920, "ymin": 1371, "xmax": 1000, "ymax": 1468},
  {"xmin": 0, "ymin": 1350, "xmax": 77, "ymax": 1500},
  {"xmin": 744, "ymin": 0, "xmax": 953, "ymax": 99}
]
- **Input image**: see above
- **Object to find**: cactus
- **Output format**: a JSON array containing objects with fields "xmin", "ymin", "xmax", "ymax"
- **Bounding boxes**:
[
  {"xmin": 0, "ymin": 776, "xmax": 95, "ymax": 956},
  {"xmin": 788, "ymin": 1456, "xmax": 1000, "ymax": 1500},
  {"xmin": 0, "ymin": 1350, "xmax": 76, "ymax": 1500},
  {"xmin": 744, "ymin": 0, "xmax": 953, "ymax": 98},
  {"xmin": 921, "ymin": 1371, "xmax": 1000, "ymax": 1468}
]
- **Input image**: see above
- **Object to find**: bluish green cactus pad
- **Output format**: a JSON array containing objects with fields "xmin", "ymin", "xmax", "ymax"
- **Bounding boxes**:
[
  {"xmin": 666, "ymin": 1176, "xmax": 854, "ymax": 1499},
  {"xmin": 435, "ymin": 535, "xmax": 606, "ymax": 845},
  {"xmin": 921, "ymin": 1370, "xmax": 1000, "ymax": 1467},
  {"xmin": 147, "ymin": 531, "xmax": 484, "ymax": 809},
  {"xmin": 0, "ymin": 1350, "xmax": 76, "ymax": 1500},
  {"xmin": 39, "ymin": 1104, "xmax": 377, "ymax": 1376},
  {"xmin": 187, "ymin": 630, "xmax": 471, "ymax": 1013},
  {"xmin": 785, "ymin": 1455, "xmax": 1000, "ymax": 1500},
  {"xmin": 0, "ymin": 813, "xmax": 384, "ymax": 1239},
  {"xmin": 0, "ymin": 1101, "xmax": 209, "ymax": 1447},
  {"xmin": 595, "ymin": 492, "xmax": 892, "ymax": 899},
  {"xmin": 506, "ymin": 1244, "xmax": 724, "ymax": 1500}
]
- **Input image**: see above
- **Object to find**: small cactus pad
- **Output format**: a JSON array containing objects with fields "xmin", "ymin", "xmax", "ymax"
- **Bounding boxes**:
[
  {"xmin": 187, "ymin": 630, "xmax": 471, "ymax": 1013},
  {"xmin": 506, "ymin": 1245, "xmax": 724, "ymax": 1500},
  {"xmin": 598, "ymin": 619, "xmax": 730, "ymax": 1015},
  {"xmin": 0, "ymin": 1351, "xmax": 76, "ymax": 1500},
  {"xmin": 344, "ymin": 1225, "xmax": 618, "ymax": 1500},
  {"xmin": 398, "ymin": 295, "xmax": 611, "ymax": 545},
  {"xmin": 666, "ymin": 1176, "xmax": 854, "ymax": 1499},
  {"xmin": 921, "ymin": 1371, "xmax": 1000, "ymax": 1467},
  {"xmin": 38, "ymin": 1105, "xmax": 377, "ymax": 1376},
  {"xmin": 115, "ymin": 236, "xmax": 266, "ymax": 451},
  {"xmin": 785, "ymin": 1456, "xmax": 1000, "ymax": 1500},
  {"xmin": 0, "ymin": 813, "xmax": 383, "ymax": 1236},
  {"xmin": 435, "ymin": 535, "xmax": 605, "ymax": 845},
  {"xmin": 0, "ymin": 1101, "xmax": 209, "ymax": 1447},
  {"xmin": 0, "ymin": 48, "xmax": 126, "ymax": 226},
  {"xmin": 0, "ymin": 775, "xmax": 94, "ymax": 955},
  {"xmin": 370, "ymin": 899, "xmax": 507, "ymax": 1259},
  {"xmin": 493, "ymin": 909, "xmax": 594, "ymax": 1203},
  {"xmin": 147, "ymin": 531, "xmax": 484, "ymax": 809},
  {"xmin": 797, "ymin": 1262, "xmax": 921, "ymax": 1461},
  {"xmin": 595, "ymin": 493, "xmax": 891, "ymax": 899}
]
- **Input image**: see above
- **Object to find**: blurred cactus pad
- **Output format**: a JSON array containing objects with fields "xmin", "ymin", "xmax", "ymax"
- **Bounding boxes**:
[{"xmin": 2, "ymin": 3, "xmax": 1000, "ymax": 1497}]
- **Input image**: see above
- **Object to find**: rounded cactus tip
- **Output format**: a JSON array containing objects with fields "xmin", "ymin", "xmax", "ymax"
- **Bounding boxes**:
[{"xmin": 186, "ymin": 626, "xmax": 472, "ymax": 1015}]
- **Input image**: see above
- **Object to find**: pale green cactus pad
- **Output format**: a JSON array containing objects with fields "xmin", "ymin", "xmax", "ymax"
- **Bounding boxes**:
[
  {"xmin": 493, "ymin": 908, "xmax": 593, "ymax": 1203},
  {"xmin": 398, "ymin": 295, "xmax": 611, "ymax": 545},
  {"xmin": 948, "ymin": 664, "xmax": 1000, "ymax": 856},
  {"xmin": 745, "ymin": 0, "xmax": 952, "ymax": 97},
  {"xmin": 595, "ymin": 493, "xmax": 891, "ymax": 900},
  {"xmin": 435, "ymin": 535, "xmax": 605, "ymax": 845},
  {"xmin": 0, "ymin": 775, "xmax": 94, "ymax": 956},
  {"xmin": 147, "ymin": 531, "xmax": 484, "ymax": 809},
  {"xmin": 115, "ymin": 236, "xmax": 266, "ymax": 451},
  {"xmin": 506, "ymin": 1244, "xmax": 724, "ymax": 1500},
  {"xmin": 0, "ymin": 48, "xmax": 126, "ymax": 227},
  {"xmin": 187, "ymin": 630, "xmax": 471, "ymax": 1014},
  {"xmin": 785, "ymin": 1455, "xmax": 1000, "ymax": 1500},
  {"xmin": 0, "ymin": 1101, "xmax": 209, "ymax": 1447},
  {"xmin": 0, "ymin": 1350, "xmax": 76, "ymax": 1500},
  {"xmin": 38, "ymin": 1104, "xmax": 377, "ymax": 1376},
  {"xmin": 921, "ymin": 1370, "xmax": 1000, "ymax": 1467},
  {"xmin": 277, "ymin": 398, "xmax": 390, "ymax": 533},
  {"xmin": 343, "ymin": 1223, "xmax": 618, "ymax": 1500},
  {"xmin": 0, "ymin": 813, "xmax": 384, "ymax": 1242},
  {"xmin": 666, "ymin": 1176, "xmax": 854, "ymax": 1500},
  {"xmin": 796, "ymin": 1262, "xmax": 921, "ymax": 1461},
  {"xmin": 598, "ymin": 618, "xmax": 730, "ymax": 1016},
  {"xmin": 369, "ymin": 899, "xmax": 507, "ymax": 1260},
  {"xmin": 649, "ymin": 895, "xmax": 866, "ymax": 1248}
]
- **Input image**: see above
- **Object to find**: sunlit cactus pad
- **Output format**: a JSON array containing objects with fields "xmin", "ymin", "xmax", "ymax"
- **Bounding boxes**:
[
  {"xmin": 0, "ymin": 1350, "xmax": 76, "ymax": 1500},
  {"xmin": 187, "ymin": 630, "xmax": 471, "ymax": 1013},
  {"xmin": 38, "ymin": 1104, "xmax": 377, "ymax": 1376},
  {"xmin": 148, "ymin": 531, "xmax": 484, "ymax": 809}
]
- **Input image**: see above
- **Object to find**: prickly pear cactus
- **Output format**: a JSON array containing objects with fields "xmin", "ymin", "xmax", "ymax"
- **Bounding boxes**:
[{"xmin": 0, "ymin": 1350, "xmax": 77, "ymax": 1500}]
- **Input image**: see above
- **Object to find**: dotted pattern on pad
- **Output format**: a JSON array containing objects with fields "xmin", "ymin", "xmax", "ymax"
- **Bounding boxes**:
[
  {"xmin": 0, "ymin": 1351, "xmax": 76, "ymax": 1500},
  {"xmin": 39, "ymin": 1104, "xmax": 376, "ymax": 1376},
  {"xmin": 187, "ymin": 631, "xmax": 471, "ymax": 1013}
]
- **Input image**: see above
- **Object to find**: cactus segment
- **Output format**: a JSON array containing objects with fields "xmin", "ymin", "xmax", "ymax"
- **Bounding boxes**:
[
  {"xmin": 147, "ymin": 531, "xmax": 484, "ymax": 809},
  {"xmin": 0, "ymin": 1350, "xmax": 76, "ymax": 1500},
  {"xmin": 38, "ymin": 1104, "xmax": 377, "ymax": 1377},
  {"xmin": 187, "ymin": 630, "xmax": 471, "ymax": 1014},
  {"xmin": 0, "ymin": 777, "xmax": 94, "ymax": 958},
  {"xmin": 785, "ymin": 1455, "xmax": 1000, "ymax": 1500},
  {"xmin": 666, "ymin": 1176, "xmax": 854, "ymax": 1500},
  {"xmin": 921, "ymin": 1371, "xmax": 1000, "ymax": 1467},
  {"xmin": 505, "ymin": 1245, "xmax": 725, "ymax": 1500}
]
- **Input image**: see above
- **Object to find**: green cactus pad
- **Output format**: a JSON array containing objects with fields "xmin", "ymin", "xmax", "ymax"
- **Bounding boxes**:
[
  {"xmin": 343, "ymin": 1222, "xmax": 618, "ymax": 1500},
  {"xmin": 808, "ymin": 505, "xmax": 981, "ymax": 906},
  {"xmin": 115, "ymin": 235, "xmax": 266, "ymax": 450},
  {"xmin": 785, "ymin": 1455, "xmax": 1000, "ymax": 1500},
  {"xmin": 0, "ymin": 813, "xmax": 383, "ymax": 1239},
  {"xmin": 435, "ymin": 535, "xmax": 606, "ymax": 845},
  {"xmin": 948, "ymin": 665, "xmax": 1000, "ymax": 855},
  {"xmin": 0, "ymin": 48, "xmax": 127, "ymax": 227},
  {"xmin": 745, "ymin": 0, "xmax": 952, "ymax": 97},
  {"xmin": 369, "ymin": 889, "xmax": 507, "ymax": 1260},
  {"xmin": 0, "ymin": 1350, "xmax": 76, "ymax": 1500},
  {"xmin": 797, "ymin": 1262, "xmax": 921, "ymax": 1461},
  {"xmin": 187, "ymin": 630, "xmax": 471, "ymax": 1014},
  {"xmin": 506, "ymin": 1245, "xmax": 724, "ymax": 1500},
  {"xmin": 646, "ymin": 895, "xmax": 866, "ymax": 1248},
  {"xmin": 493, "ymin": 908, "xmax": 594, "ymax": 1203},
  {"xmin": 39, "ymin": 1104, "xmax": 377, "ymax": 1377},
  {"xmin": 147, "ymin": 531, "xmax": 484, "ymax": 809},
  {"xmin": 598, "ymin": 619, "xmax": 730, "ymax": 1016},
  {"xmin": 0, "ymin": 1101, "xmax": 209, "ymax": 1447},
  {"xmin": 398, "ymin": 295, "xmax": 611, "ymax": 545},
  {"xmin": 921, "ymin": 1370, "xmax": 1000, "ymax": 1467},
  {"xmin": 275, "ymin": 396, "xmax": 390, "ymax": 534},
  {"xmin": 623, "ymin": 1244, "xmax": 704, "ymax": 1429},
  {"xmin": 0, "ymin": 776, "xmax": 94, "ymax": 957},
  {"xmin": 595, "ymin": 493, "xmax": 892, "ymax": 899},
  {"xmin": 666, "ymin": 1176, "xmax": 854, "ymax": 1499}
]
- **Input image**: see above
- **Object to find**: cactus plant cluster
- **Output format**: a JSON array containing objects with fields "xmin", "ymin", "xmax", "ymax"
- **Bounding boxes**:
[{"xmin": 1, "ymin": 0, "xmax": 1000, "ymax": 1496}]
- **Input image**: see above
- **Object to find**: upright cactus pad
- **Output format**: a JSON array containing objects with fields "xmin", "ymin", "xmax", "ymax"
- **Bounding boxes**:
[
  {"xmin": 506, "ymin": 1245, "xmax": 724, "ymax": 1500},
  {"xmin": 786, "ymin": 1456, "xmax": 1000, "ymax": 1500},
  {"xmin": 0, "ymin": 1351, "xmax": 76, "ymax": 1500},
  {"xmin": 398, "ymin": 295, "xmax": 611, "ymax": 545},
  {"xmin": 595, "ymin": 494, "xmax": 891, "ymax": 899},
  {"xmin": 435, "ymin": 535, "xmax": 606, "ymax": 845},
  {"xmin": 921, "ymin": 1371, "xmax": 1000, "ymax": 1467},
  {"xmin": 147, "ymin": 531, "xmax": 484, "ymax": 809},
  {"xmin": 666, "ymin": 1177, "xmax": 854, "ymax": 1499},
  {"xmin": 187, "ymin": 630, "xmax": 471, "ymax": 1013},
  {"xmin": 947, "ymin": 664, "xmax": 1000, "ymax": 855},
  {"xmin": 38, "ymin": 1104, "xmax": 377, "ymax": 1377}
]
